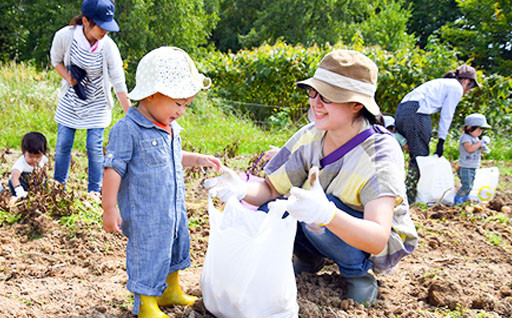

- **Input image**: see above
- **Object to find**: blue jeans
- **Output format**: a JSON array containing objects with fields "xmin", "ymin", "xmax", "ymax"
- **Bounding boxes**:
[
  {"xmin": 54, "ymin": 124, "xmax": 105, "ymax": 192},
  {"xmin": 456, "ymin": 167, "xmax": 476, "ymax": 197},
  {"xmin": 8, "ymin": 172, "xmax": 30, "ymax": 196},
  {"xmin": 259, "ymin": 194, "xmax": 373, "ymax": 278}
]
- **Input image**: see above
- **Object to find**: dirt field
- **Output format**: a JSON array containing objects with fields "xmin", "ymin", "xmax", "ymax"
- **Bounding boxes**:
[{"xmin": 0, "ymin": 151, "xmax": 511, "ymax": 318}]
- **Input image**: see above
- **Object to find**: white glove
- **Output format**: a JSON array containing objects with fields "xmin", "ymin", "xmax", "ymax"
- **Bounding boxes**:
[
  {"xmin": 204, "ymin": 166, "xmax": 247, "ymax": 202},
  {"xmin": 481, "ymin": 136, "xmax": 490, "ymax": 146},
  {"xmin": 286, "ymin": 167, "xmax": 337, "ymax": 225},
  {"xmin": 14, "ymin": 186, "xmax": 28, "ymax": 198}
]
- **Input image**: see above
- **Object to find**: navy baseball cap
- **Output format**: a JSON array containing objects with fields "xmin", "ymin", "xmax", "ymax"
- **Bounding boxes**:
[{"xmin": 81, "ymin": 0, "xmax": 119, "ymax": 32}]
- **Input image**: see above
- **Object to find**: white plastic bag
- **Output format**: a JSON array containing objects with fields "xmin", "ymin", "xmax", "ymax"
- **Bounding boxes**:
[
  {"xmin": 415, "ymin": 155, "xmax": 456, "ymax": 206},
  {"xmin": 468, "ymin": 167, "xmax": 499, "ymax": 202},
  {"xmin": 201, "ymin": 196, "xmax": 299, "ymax": 318}
]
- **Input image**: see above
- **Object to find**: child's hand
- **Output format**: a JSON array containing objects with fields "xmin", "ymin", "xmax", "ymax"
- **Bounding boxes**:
[
  {"xmin": 14, "ymin": 186, "xmax": 28, "ymax": 199},
  {"xmin": 263, "ymin": 145, "xmax": 280, "ymax": 161},
  {"xmin": 204, "ymin": 166, "xmax": 247, "ymax": 202},
  {"xmin": 103, "ymin": 207, "xmax": 122, "ymax": 234},
  {"xmin": 198, "ymin": 155, "xmax": 223, "ymax": 173}
]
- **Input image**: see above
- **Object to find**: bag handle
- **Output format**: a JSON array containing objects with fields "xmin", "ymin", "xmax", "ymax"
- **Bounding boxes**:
[{"xmin": 320, "ymin": 128, "xmax": 376, "ymax": 169}]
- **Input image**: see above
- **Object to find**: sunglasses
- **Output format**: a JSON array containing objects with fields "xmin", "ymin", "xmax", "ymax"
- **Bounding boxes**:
[{"xmin": 307, "ymin": 88, "xmax": 332, "ymax": 104}]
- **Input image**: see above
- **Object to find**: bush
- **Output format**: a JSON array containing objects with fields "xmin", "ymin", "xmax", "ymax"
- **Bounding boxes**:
[
  {"xmin": 200, "ymin": 40, "xmax": 325, "ymax": 122},
  {"xmin": 200, "ymin": 39, "xmax": 511, "ymax": 140}
]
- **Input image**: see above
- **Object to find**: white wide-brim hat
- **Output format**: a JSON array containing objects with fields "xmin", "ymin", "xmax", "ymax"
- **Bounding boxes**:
[
  {"xmin": 128, "ymin": 46, "xmax": 211, "ymax": 101},
  {"xmin": 383, "ymin": 115, "xmax": 395, "ymax": 128},
  {"xmin": 464, "ymin": 113, "xmax": 491, "ymax": 128}
]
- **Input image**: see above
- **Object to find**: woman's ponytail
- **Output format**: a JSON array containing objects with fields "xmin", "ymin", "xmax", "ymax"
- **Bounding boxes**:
[
  {"xmin": 442, "ymin": 70, "xmax": 458, "ymax": 79},
  {"xmin": 69, "ymin": 14, "xmax": 95, "ymax": 27},
  {"xmin": 69, "ymin": 14, "xmax": 85, "ymax": 26}
]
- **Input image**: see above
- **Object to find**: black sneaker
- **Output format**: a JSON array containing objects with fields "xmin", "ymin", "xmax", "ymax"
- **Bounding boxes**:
[
  {"xmin": 292, "ymin": 254, "xmax": 325, "ymax": 275},
  {"xmin": 342, "ymin": 273, "xmax": 378, "ymax": 304}
]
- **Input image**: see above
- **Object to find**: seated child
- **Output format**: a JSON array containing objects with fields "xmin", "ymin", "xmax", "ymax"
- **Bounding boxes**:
[
  {"xmin": 454, "ymin": 113, "xmax": 491, "ymax": 205},
  {"xmin": 384, "ymin": 115, "xmax": 408, "ymax": 149},
  {"xmin": 102, "ymin": 47, "xmax": 223, "ymax": 318},
  {"xmin": 9, "ymin": 132, "xmax": 49, "ymax": 198}
]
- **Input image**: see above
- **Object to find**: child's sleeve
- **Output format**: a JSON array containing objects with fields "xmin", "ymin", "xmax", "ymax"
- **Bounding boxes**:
[
  {"xmin": 11, "ymin": 156, "xmax": 26, "ymax": 174},
  {"xmin": 104, "ymin": 121, "xmax": 134, "ymax": 178}
]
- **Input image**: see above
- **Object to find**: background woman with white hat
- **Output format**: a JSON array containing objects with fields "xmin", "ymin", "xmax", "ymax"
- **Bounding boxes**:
[{"xmin": 394, "ymin": 64, "xmax": 480, "ymax": 203}]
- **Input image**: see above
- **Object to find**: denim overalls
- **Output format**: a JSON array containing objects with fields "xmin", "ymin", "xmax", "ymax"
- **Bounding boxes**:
[{"xmin": 104, "ymin": 108, "xmax": 190, "ymax": 314}]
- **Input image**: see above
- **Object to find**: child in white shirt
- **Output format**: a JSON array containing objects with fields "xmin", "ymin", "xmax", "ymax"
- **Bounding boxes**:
[{"xmin": 9, "ymin": 132, "xmax": 49, "ymax": 198}]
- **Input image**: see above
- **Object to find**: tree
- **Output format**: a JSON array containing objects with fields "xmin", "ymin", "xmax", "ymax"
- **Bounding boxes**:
[
  {"xmin": 0, "ymin": 0, "xmax": 218, "ymax": 87},
  {"xmin": 407, "ymin": 0, "xmax": 460, "ymax": 48},
  {"xmin": 234, "ymin": 0, "xmax": 414, "ymax": 52},
  {"xmin": 440, "ymin": 0, "xmax": 512, "ymax": 76},
  {"xmin": 113, "ymin": 0, "xmax": 219, "ymax": 84},
  {"xmin": 0, "ymin": 1, "xmax": 77, "ymax": 63},
  {"xmin": 208, "ymin": 0, "xmax": 264, "ymax": 52},
  {"xmin": 356, "ymin": 0, "xmax": 415, "ymax": 51}
]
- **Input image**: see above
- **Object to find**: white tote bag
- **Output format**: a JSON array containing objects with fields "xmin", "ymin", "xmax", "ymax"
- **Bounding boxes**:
[
  {"xmin": 468, "ymin": 167, "xmax": 500, "ymax": 202},
  {"xmin": 201, "ymin": 196, "xmax": 299, "ymax": 318},
  {"xmin": 415, "ymin": 155, "xmax": 456, "ymax": 206}
]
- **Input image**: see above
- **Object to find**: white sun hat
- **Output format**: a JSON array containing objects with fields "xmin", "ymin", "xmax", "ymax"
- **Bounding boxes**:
[
  {"xmin": 383, "ymin": 115, "xmax": 395, "ymax": 128},
  {"xmin": 128, "ymin": 46, "xmax": 211, "ymax": 101}
]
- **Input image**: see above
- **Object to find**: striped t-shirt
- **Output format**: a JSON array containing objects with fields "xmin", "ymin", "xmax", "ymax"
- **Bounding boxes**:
[
  {"xmin": 264, "ymin": 120, "xmax": 418, "ymax": 273},
  {"xmin": 265, "ymin": 120, "xmax": 407, "ymax": 210},
  {"xmin": 55, "ymin": 37, "xmax": 109, "ymax": 129}
]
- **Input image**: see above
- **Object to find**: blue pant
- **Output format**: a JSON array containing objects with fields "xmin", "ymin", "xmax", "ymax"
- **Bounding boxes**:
[
  {"xmin": 395, "ymin": 101, "xmax": 432, "ymax": 202},
  {"xmin": 8, "ymin": 172, "xmax": 30, "ymax": 196},
  {"xmin": 456, "ymin": 167, "xmax": 476, "ymax": 197},
  {"xmin": 259, "ymin": 194, "xmax": 373, "ymax": 278},
  {"xmin": 54, "ymin": 124, "xmax": 104, "ymax": 192}
]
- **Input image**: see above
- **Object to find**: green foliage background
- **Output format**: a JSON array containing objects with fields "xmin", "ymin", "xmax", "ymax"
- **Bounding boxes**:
[
  {"xmin": 0, "ymin": 0, "xmax": 510, "ymax": 161},
  {"xmin": 199, "ymin": 38, "xmax": 511, "ymax": 138}
]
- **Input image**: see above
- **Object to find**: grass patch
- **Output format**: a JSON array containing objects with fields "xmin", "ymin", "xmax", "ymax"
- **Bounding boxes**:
[{"xmin": 0, "ymin": 61, "xmax": 299, "ymax": 157}]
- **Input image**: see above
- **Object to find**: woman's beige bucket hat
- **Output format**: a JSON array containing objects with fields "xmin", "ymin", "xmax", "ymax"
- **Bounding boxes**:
[{"xmin": 297, "ymin": 49, "xmax": 380, "ymax": 116}]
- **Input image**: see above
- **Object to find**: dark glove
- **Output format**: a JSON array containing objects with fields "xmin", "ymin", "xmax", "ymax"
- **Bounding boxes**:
[
  {"xmin": 67, "ymin": 65, "xmax": 87, "ymax": 100},
  {"xmin": 435, "ymin": 138, "xmax": 445, "ymax": 157}
]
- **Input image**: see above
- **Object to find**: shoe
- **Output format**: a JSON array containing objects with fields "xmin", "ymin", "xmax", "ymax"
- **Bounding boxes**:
[
  {"xmin": 156, "ymin": 271, "xmax": 197, "ymax": 307},
  {"xmin": 293, "ymin": 253, "xmax": 325, "ymax": 275},
  {"xmin": 343, "ymin": 273, "xmax": 378, "ymax": 304},
  {"xmin": 138, "ymin": 295, "xmax": 169, "ymax": 318},
  {"xmin": 454, "ymin": 195, "xmax": 469, "ymax": 205}
]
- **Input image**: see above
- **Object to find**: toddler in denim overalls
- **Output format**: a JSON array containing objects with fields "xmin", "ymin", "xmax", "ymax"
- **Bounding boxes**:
[{"xmin": 102, "ymin": 47, "xmax": 223, "ymax": 318}]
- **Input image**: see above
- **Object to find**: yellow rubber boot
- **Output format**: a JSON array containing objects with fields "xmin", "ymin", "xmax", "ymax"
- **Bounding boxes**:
[
  {"xmin": 138, "ymin": 295, "xmax": 169, "ymax": 318},
  {"xmin": 157, "ymin": 271, "xmax": 198, "ymax": 307}
]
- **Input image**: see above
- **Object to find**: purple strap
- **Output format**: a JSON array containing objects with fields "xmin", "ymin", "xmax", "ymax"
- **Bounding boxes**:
[
  {"xmin": 246, "ymin": 152, "xmax": 268, "ymax": 181},
  {"xmin": 320, "ymin": 128, "xmax": 376, "ymax": 169}
]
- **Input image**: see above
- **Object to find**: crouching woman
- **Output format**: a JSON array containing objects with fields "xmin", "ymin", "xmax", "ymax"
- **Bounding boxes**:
[{"xmin": 207, "ymin": 49, "xmax": 418, "ymax": 304}]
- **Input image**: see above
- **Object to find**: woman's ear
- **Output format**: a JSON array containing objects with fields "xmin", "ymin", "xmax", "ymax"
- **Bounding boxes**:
[
  {"xmin": 82, "ymin": 16, "xmax": 89, "ymax": 28},
  {"xmin": 353, "ymin": 102, "xmax": 364, "ymax": 113}
]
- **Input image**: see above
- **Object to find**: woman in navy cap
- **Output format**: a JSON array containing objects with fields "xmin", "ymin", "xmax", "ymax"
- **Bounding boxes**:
[
  {"xmin": 50, "ymin": 0, "xmax": 130, "ymax": 200},
  {"xmin": 394, "ymin": 65, "xmax": 480, "ymax": 204}
]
